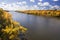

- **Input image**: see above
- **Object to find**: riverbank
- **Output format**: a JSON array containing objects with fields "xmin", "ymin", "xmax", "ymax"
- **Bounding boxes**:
[
  {"xmin": 0, "ymin": 8, "xmax": 27, "ymax": 40},
  {"xmin": 16, "ymin": 10, "xmax": 60, "ymax": 17}
]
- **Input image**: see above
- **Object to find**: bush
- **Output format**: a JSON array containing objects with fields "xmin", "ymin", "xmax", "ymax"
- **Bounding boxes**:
[{"xmin": 0, "ymin": 8, "xmax": 27, "ymax": 40}]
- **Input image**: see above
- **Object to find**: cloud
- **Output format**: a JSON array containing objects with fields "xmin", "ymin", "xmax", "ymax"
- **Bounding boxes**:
[
  {"xmin": 17, "ymin": 2, "xmax": 22, "ymax": 5},
  {"xmin": 29, "ymin": 5, "xmax": 39, "ymax": 10},
  {"xmin": 0, "ymin": 1, "xmax": 60, "ymax": 10},
  {"xmin": 38, "ymin": 2, "xmax": 42, "ymax": 5},
  {"xmin": 38, "ymin": 2, "xmax": 50, "ymax": 6},
  {"xmin": 17, "ymin": 1, "xmax": 27, "ymax": 5},
  {"xmin": 43, "ymin": 2, "xmax": 50, "ymax": 6},
  {"xmin": 39, "ymin": 0, "xmax": 42, "ymax": 1},
  {"xmin": 50, "ymin": 5, "xmax": 60, "ymax": 10},
  {"xmin": 1, "ymin": 2, "xmax": 6, "ymax": 5},
  {"xmin": 53, "ymin": 0, "xmax": 58, "ymax": 1},
  {"xmin": 0, "ymin": 2, "xmax": 28, "ymax": 10},
  {"xmin": 38, "ymin": 2, "xmax": 60, "ymax": 10},
  {"xmin": 39, "ymin": 6, "xmax": 49, "ymax": 10},
  {"xmin": 0, "ymin": 2, "xmax": 39, "ymax": 10},
  {"xmin": 22, "ymin": 1, "xmax": 27, "ymax": 4},
  {"xmin": 0, "ymin": 1, "xmax": 28, "ymax": 10},
  {"xmin": 30, "ymin": 0, "xmax": 35, "ymax": 2}
]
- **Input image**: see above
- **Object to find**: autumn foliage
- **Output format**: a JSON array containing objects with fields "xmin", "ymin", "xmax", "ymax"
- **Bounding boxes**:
[
  {"xmin": 21, "ymin": 10, "xmax": 60, "ymax": 16},
  {"xmin": 0, "ymin": 8, "xmax": 27, "ymax": 40}
]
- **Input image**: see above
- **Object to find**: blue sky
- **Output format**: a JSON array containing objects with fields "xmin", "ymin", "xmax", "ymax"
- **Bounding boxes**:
[{"xmin": 0, "ymin": 0, "xmax": 60, "ymax": 10}]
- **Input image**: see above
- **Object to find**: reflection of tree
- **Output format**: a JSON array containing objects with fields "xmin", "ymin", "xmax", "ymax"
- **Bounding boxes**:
[{"xmin": 0, "ymin": 8, "xmax": 27, "ymax": 40}]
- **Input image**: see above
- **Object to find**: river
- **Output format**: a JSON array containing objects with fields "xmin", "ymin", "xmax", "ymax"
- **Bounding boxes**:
[{"xmin": 9, "ymin": 12, "xmax": 60, "ymax": 40}]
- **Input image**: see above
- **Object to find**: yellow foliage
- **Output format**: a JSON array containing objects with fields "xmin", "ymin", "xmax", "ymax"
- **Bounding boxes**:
[
  {"xmin": 20, "ymin": 26, "xmax": 27, "ymax": 31},
  {"xmin": 22, "ymin": 10, "xmax": 60, "ymax": 16},
  {"xmin": 2, "ymin": 26, "xmax": 12, "ymax": 34},
  {"xmin": 9, "ymin": 35, "xmax": 15, "ymax": 39},
  {"xmin": 13, "ymin": 21, "xmax": 20, "ymax": 25},
  {"xmin": 0, "ymin": 8, "xmax": 27, "ymax": 40}
]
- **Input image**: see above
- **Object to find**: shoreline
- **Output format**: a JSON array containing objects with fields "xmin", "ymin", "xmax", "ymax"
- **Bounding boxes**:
[{"xmin": 16, "ymin": 10, "xmax": 60, "ymax": 17}]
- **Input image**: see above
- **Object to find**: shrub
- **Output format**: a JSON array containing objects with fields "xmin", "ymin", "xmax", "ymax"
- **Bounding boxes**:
[{"xmin": 0, "ymin": 8, "xmax": 27, "ymax": 40}]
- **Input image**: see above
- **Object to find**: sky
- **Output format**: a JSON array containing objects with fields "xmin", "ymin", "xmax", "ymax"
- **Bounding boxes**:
[{"xmin": 0, "ymin": 0, "xmax": 60, "ymax": 10}]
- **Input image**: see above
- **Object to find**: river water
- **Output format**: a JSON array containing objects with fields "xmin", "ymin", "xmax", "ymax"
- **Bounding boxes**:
[{"xmin": 9, "ymin": 12, "xmax": 60, "ymax": 40}]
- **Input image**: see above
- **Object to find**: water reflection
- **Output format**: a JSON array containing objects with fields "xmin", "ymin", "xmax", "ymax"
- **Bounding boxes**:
[{"xmin": 9, "ymin": 12, "xmax": 60, "ymax": 40}]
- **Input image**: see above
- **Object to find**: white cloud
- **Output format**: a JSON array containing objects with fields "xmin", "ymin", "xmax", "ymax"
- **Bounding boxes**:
[
  {"xmin": 40, "ymin": 7, "xmax": 47, "ymax": 10},
  {"xmin": 39, "ymin": 0, "xmax": 42, "ymax": 1},
  {"xmin": 43, "ymin": 2, "xmax": 50, "ymax": 6},
  {"xmin": 30, "ymin": 0, "xmax": 35, "ymax": 2},
  {"xmin": 38, "ymin": 2, "xmax": 50, "ymax": 6},
  {"xmin": 53, "ymin": 0, "xmax": 58, "ymax": 1},
  {"xmin": 0, "ymin": 2, "xmax": 60, "ymax": 10},
  {"xmin": 38, "ymin": 2, "xmax": 42, "ymax": 5},
  {"xmin": 38, "ymin": 2, "xmax": 60, "ymax": 10},
  {"xmin": 29, "ymin": 5, "xmax": 39, "ymax": 10},
  {"xmin": 17, "ymin": 2, "xmax": 22, "ymax": 5},
  {"xmin": 50, "ymin": 5, "xmax": 60, "ymax": 10},
  {"xmin": 0, "ymin": 2, "xmax": 28, "ymax": 10},
  {"xmin": 22, "ymin": 1, "xmax": 27, "ymax": 4},
  {"xmin": 0, "ymin": 2, "xmax": 39, "ymax": 10},
  {"xmin": 1, "ymin": 2, "xmax": 6, "ymax": 5},
  {"xmin": 17, "ymin": 1, "xmax": 27, "ymax": 5}
]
